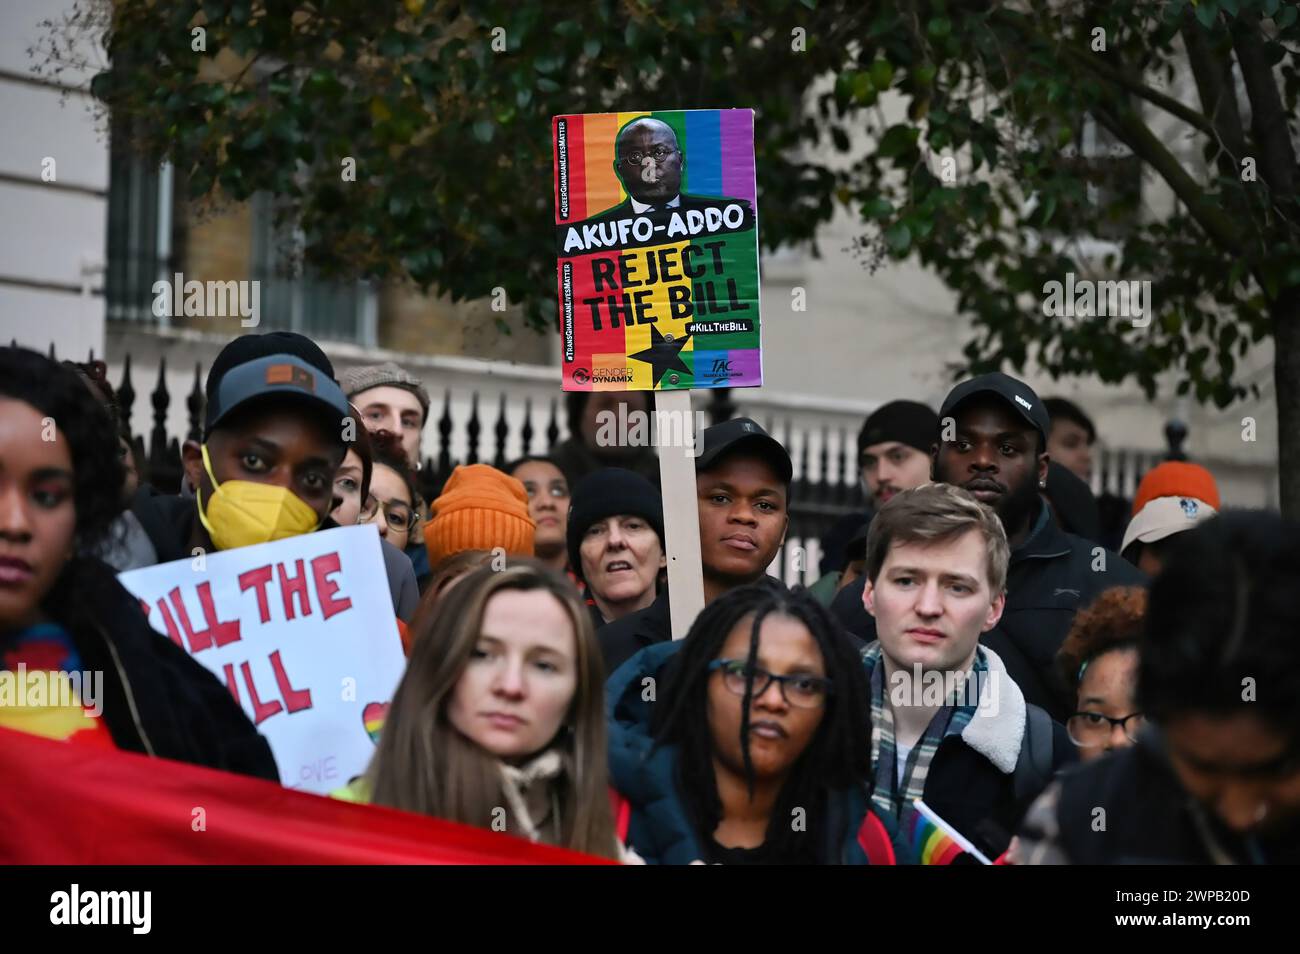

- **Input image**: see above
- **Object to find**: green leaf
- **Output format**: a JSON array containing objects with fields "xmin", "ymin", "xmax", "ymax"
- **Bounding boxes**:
[
  {"xmin": 1278, "ymin": 5, "xmax": 1298, "ymax": 28},
  {"xmin": 861, "ymin": 196, "xmax": 893, "ymax": 219},
  {"xmin": 876, "ymin": 124, "xmax": 917, "ymax": 158},
  {"xmin": 927, "ymin": 17, "xmax": 951, "ymax": 39},
  {"xmin": 885, "ymin": 222, "xmax": 912, "ymax": 253},
  {"xmin": 1219, "ymin": 0, "xmax": 1238, "ymax": 16},
  {"xmin": 472, "ymin": 119, "xmax": 495, "ymax": 143},
  {"xmin": 1195, "ymin": 0, "xmax": 1220, "ymax": 29},
  {"xmin": 870, "ymin": 58, "xmax": 894, "ymax": 90}
]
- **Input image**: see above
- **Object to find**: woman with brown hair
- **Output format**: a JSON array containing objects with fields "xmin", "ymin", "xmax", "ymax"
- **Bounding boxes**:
[{"xmin": 338, "ymin": 559, "xmax": 622, "ymax": 860}]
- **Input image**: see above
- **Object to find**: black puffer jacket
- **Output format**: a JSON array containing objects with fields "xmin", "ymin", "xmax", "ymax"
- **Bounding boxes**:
[{"xmin": 42, "ymin": 555, "xmax": 279, "ymax": 780}]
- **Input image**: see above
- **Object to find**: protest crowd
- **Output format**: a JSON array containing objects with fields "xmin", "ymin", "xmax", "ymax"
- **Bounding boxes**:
[{"xmin": 0, "ymin": 328, "xmax": 1295, "ymax": 868}]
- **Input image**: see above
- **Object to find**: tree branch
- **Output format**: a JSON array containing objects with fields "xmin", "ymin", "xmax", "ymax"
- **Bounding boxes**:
[
  {"xmin": 1181, "ymin": 16, "xmax": 1248, "ymax": 173},
  {"xmin": 994, "ymin": 9, "xmax": 1219, "ymax": 139},
  {"xmin": 1090, "ymin": 100, "xmax": 1246, "ymax": 252},
  {"xmin": 1231, "ymin": 18, "xmax": 1297, "ymax": 201}
]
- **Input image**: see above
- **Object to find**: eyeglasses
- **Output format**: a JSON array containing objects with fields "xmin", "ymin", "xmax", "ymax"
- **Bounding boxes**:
[
  {"xmin": 619, "ymin": 146, "xmax": 677, "ymax": 166},
  {"xmin": 1067, "ymin": 711, "xmax": 1144, "ymax": 748},
  {"xmin": 358, "ymin": 495, "xmax": 420, "ymax": 532},
  {"xmin": 707, "ymin": 659, "xmax": 833, "ymax": 709}
]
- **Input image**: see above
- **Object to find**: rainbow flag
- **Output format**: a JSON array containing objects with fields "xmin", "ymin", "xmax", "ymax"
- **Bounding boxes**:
[
  {"xmin": 552, "ymin": 109, "xmax": 761, "ymax": 392},
  {"xmin": 909, "ymin": 800, "xmax": 994, "ymax": 865}
]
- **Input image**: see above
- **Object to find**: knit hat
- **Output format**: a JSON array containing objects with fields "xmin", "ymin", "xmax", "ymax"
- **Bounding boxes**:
[
  {"xmin": 339, "ymin": 362, "xmax": 431, "ymax": 421},
  {"xmin": 857, "ymin": 400, "xmax": 939, "ymax": 457},
  {"xmin": 566, "ymin": 468, "xmax": 665, "ymax": 580},
  {"xmin": 423, "ymin": 464, "xmax": 535, "ymax": 565},
  {"xmin": 1131, "ymin": 461, "xmax": 1221, "ymax": 516}
]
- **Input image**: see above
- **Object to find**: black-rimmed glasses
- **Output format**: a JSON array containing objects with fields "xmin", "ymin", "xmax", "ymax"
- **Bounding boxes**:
[
  {"xmin": 1067, "ymin": 711, "xmax": 1143, "ymax": 747},
  {"xmin": 708, "ymin": 659, "xmax": 832, "ymax": 709}
]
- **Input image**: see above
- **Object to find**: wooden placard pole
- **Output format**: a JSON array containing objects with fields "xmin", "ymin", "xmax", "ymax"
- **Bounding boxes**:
[{"xmin": 654, "ymin": 388, "xmax": 705, "ymax": 638}]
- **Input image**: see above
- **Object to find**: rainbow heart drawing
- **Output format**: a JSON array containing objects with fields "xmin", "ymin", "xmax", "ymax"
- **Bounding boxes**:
[{"xmin": 362, "ymin": 702, "xmax": 389, "ymax": 744}]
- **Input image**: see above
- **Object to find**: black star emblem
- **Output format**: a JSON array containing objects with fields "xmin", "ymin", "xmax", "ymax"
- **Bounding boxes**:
[{"xmin": 628, "ymin": 325, "xmax": 692, "ymax": 387}]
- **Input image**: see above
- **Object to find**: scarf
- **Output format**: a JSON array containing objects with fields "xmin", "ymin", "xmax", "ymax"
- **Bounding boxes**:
[
  {"xmin": 865, "ymin": 642, "xmax": 985, "ymax": 831},
  {"xmin": 498, "ymin": 749, "xmax": 566, "ymax": 844}
]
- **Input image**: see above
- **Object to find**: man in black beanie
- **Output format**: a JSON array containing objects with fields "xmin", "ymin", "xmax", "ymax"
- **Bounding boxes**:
[
  {"xmin": 567, "ymin": 468, "xmax": 666, "ymax": 629},
  {"xmin": 819, "ymin": 399, "xmax": 939, "ymax": 577}
]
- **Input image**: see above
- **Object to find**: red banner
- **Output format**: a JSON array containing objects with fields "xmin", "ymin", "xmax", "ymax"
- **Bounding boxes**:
[{"xmin": 0, "ymin": 728, "xmax": 610, "ymax": 865}]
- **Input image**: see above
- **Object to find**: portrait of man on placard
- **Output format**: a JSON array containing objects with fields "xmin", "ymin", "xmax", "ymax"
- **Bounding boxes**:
[{"xmin": 587, "ymin": 116, "xmax": 751, "ymax": 222}]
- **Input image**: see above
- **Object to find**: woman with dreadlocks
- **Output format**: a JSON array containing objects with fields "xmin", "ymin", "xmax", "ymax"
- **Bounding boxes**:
[{"xmin": 606, "ymin": 579, "xmax": 896, "ymax": 864}]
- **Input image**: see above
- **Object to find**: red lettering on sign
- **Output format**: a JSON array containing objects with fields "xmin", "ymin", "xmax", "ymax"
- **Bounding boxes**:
[
  {"xmin": 152, "ymin": 596, "xmax": 184, "ymax": 647},
  {"xmin": 238, "ymin": 564, "xmax": 275, "ymax": 623},
  {"xmin": 240, "ymin": 660, "xmax": 283, "ymax": 725},
  {"xmin": 269, "ymin": 650, "xmax": 312, "ymax": 713},
  {"xmin": 311, "ymin": 552, "xmax": 352, "ymax": 620},
  {"xmin": 196, "ymin": 580, "xmax": 241, "ymax": 648},
  {"xmin": 168, "ymin": 586, "xmax": 208, "ymax": 652},
  {"xmin": 278, "ymin": 559, "xmax": 312, "ymax": 620},
  {"xmin": 166, "ymin": 583, "xmax": 240, "ymax": 653}
]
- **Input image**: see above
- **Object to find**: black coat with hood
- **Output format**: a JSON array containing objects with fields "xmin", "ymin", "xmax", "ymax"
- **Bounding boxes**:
[{"xmin": 42, "ymin": 555, "xmax": 279, "ymax": 780}]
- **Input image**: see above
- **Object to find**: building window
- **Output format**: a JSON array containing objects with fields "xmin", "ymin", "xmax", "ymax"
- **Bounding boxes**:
[
  {"xmin": 250, "ymin": 191, "xmax": 376, "ymax": 346},
  {"xmin": 104, "ymin": 121, "xmax": 171, "ymax": 324}
]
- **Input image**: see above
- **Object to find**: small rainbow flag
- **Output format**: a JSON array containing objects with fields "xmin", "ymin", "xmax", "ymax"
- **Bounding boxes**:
[{"xmin": 909, "ymin": 800, "xmax": 994, "ymax": 865}]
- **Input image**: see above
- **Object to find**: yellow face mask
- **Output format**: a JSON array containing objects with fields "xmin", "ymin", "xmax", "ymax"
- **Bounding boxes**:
[{"xmin": 195, "ymin": 444, "xmax": 322, "ymax": 551}]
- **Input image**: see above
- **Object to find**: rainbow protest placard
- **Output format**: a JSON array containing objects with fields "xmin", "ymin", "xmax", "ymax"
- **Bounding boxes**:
[{"xmin": 552, "ymin": 109, "xmax": 761, "ymax": 392}]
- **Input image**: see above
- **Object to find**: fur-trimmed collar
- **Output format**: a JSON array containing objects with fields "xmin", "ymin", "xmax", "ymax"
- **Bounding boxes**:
[
  {"xmin": 958, "ymin": 646, "xmax": 1026, "ymax": 775},
  {"xmin": 862, "ymin": 643, "xmax": 1027, "ymax": 775}
]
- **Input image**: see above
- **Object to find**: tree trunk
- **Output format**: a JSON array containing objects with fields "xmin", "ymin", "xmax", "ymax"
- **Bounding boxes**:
[{"xmin": 1273, "ymin": 290, "xmax": 1300, "ymax": 517}]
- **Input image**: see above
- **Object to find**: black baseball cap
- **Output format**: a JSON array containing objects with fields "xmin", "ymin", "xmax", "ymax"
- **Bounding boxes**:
[
  {"xmin": 696, "ymin": 418, "xmax": 793, "ymax": 485},
  {"xmin": 204, "ymin": 353, "xmax": 352, "ymax": 439},
  {"xmin": 938, "ymin": 372, "xmax": 1050, "ymax": 442}
]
